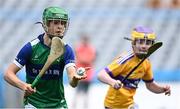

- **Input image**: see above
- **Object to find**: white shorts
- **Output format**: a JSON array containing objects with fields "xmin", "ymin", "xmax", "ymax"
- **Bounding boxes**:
[
  {"xmin": 128, "ymin": 103, "xmax": 139, "ymax": 109},
  {"xmin": 24, "ymin": 103, "xmax": 36, "ymax": 109},
  {"xmin": 24, "ymin": 103, "xmax": 68, "ymax": 109}
]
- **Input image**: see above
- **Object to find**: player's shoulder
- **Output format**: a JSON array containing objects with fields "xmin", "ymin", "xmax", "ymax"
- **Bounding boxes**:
[
  {"xmin": 29, "ymin": 34, "xmax": 43, "ymax": 46},
  {"xmin": 64, "ymin": 43, "xmax": 75, "ymax": 53},
  {"xmin": 64, "ymin": 42, "xmax": 71, "ymax": 49},
  {"xmin": 115, "ymin": 50, "xmax": 133, "ymax": 59},
  {"xmin": 115, "ymin": 51, "xmax": 134, "ymax": 64},
  {"xmin": 30, "ymin": 38, "xmax": 40, "ymax": 46}
]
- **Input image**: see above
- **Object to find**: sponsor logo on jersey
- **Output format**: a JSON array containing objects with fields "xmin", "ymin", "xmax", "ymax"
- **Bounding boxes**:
[{"xmin": 32, "ymin": 68, "xmax": 60, "ymax": 76}]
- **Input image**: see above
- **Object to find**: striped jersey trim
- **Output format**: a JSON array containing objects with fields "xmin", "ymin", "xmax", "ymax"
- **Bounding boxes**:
[
  {"xmin": 65, "ymin": 63, "xmax": 76, "ymax": 69},
  {"xmin": 117, "ymin": 52, "xmax": 134, "ymax": 64},
  {"xmin": 30, "ymin": 38, "xmax": 40, "ymax": 46},
  {"xmin": 104, "ymin": 67, "xmax": 114, "ymax": 77},
  {"xmin": 13, "ymin": 60, "xmax": 23, "ymax": 68}
]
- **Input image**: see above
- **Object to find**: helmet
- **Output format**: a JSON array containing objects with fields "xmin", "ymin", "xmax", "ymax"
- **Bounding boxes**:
[
  {"xmin": 131, "ymin": 26, "xmax": 156, "ymax": 41},
  {"xmin": 131, "ymin": 26, "xmax": 156, "ymax": 59},
  {"xmin": 42, "ymin": 6, "xmax": 69, "ymax": 38},
  {"xmin": 43, "ymin": 6, "xmax": 68, "ymax": 25}
]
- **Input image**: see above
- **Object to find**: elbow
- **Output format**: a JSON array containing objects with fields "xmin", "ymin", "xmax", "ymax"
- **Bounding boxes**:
[
  {"xmin": 97, "ymin": 72, "xmax": 101, "ymax": 81},
  {"xmin": 146, "ymin": 82, "xmax": 160, "ymax": 94},
  {"xmin": 3, "ymin": 71, "xmax": 9, "ymax": 82},
  {"xmin": 97, "ymin": 73, "xmax": 104, "ymax": 83},
  {"xmin": 3, "ymin": 74, "xmax": 7, "ymax": 82},
  {"xmin": 145, "ymin": 83, "xmax": 152, "ymax": 91},
  {"xmin": 97, "ymin": 70, "xmax": 104, "ymax": 81}
]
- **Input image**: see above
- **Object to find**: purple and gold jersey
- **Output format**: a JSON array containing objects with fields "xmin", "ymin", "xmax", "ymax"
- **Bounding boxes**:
[
  {"xmin": 14, "ymin": 33, "xmax": 75, "ymax": 108},
  {"xmin": 104, "ymin": 51, "xmax": 154, "ymax": 108}
]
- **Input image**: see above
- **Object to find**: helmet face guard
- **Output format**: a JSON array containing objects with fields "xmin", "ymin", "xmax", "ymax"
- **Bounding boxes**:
[
  {"xmin": 131, "ymin": 26, "xmax": 156, "ymax": 59},
  {"xmin": 42, "ymin": 7, "xmax": 69, "ymax": 39}
]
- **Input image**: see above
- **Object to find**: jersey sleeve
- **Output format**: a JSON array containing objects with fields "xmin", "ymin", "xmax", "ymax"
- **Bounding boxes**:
[
  {"xmin": 104, "ymin": 58, "xmax": 125, "ymax": 78},
  {"xmin": 142, "ymin": 60, "xmax": 154, "ymax": 82},
  {"xmin": 104, "ymin": 51, "xmax": 133, "ymax": 78},
  {"xmin": 64, "ymin": 44, "xmax": 76, "ymax": 68},
  {"xmin": 14, "ymin": 42, "xmax": 32, "ymax": 68}
]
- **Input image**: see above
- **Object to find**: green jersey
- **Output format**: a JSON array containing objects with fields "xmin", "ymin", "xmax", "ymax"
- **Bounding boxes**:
[{"xmin": 14, "ymin": 34, "xmax": 75, "ymax": 108}]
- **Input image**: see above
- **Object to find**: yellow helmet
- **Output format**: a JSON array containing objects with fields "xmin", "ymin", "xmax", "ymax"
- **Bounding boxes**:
[
  {"xmin": 131, "ymin": 26, "xmax": 156, "ymax": 59},
  {"xmin": 131, "ymin": 26, "xmax": 156, "ymax": 40}
]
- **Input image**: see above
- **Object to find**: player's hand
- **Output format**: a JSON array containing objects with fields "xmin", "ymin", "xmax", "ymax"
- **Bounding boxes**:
[
  {"xmin": 112, "ymin": 80, "xmax": 123, "ymax": 90},
  {"xmin": 23, "ymin": 83, "xmax": 36, "ymax": 97},
  {"xmin": 73, "ymin": 73, "xmax": 87, "ymax": 80},
  {"xmin": 74, "ymin": 67, "xmax": 91, "ymax": 80},
  {"xmin": 163, "ymin": 85, "xmax": 171, "ymax": 96}
]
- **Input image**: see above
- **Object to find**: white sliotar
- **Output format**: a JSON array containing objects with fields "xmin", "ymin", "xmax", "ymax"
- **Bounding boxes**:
[{"xmin": 77, "ymin": 67, "xmax": 85, "ymax": 76}]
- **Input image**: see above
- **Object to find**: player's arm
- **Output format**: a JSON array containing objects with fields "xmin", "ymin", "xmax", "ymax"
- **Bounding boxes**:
[
  {"xmin": 4, "ymin": 63, "xmax": 24, "ymax": 89},
  {"xmin": 143, "ymin": 60, "xmax": 171, "ymax": 96},
  {"xmin": 145, "ymin": 81, "xmax": 171, "ymax": 95},
  {"xmin": 4, "ymin": 43, "xmax": 35, "ymax": 95},
  {"xmin": 66, "ymin": 66, "xmax": 87, "ymax": 87},
  {"xmin": 4, "ymin": 63, "xmax": 36, "ymax": 95},
  {"xmin": 97, "ymin": 69, "xmax": 122, "ymax": 89},
  {"xmin": 66, "ymin": 66, "xmax": 79, "ymax": 87},
  {"xmin": 65, "ymin": 45, "xmax": 87, "ymax": 87}
]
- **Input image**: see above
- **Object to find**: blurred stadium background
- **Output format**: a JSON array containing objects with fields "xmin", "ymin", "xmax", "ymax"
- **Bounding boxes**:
[{"xmin": 0, "ymin": 0, "xmax": 180, "ymax": 108}]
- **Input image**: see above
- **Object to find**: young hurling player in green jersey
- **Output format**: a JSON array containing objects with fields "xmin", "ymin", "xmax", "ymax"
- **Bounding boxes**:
[{"xmin": 4, "ymin": 6, "xmax": 87, "ymax": 108}]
